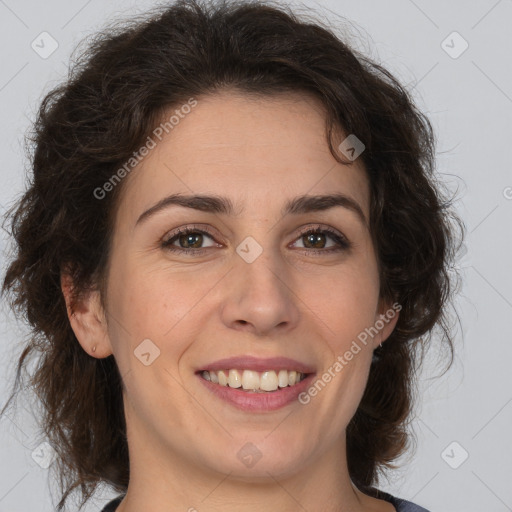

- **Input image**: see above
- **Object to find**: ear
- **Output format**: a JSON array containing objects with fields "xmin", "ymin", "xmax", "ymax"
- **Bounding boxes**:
[
  {"xmin": 373, "ymin": 298, "xmax": 401, "ymax": 350},
  {"xmin": 61, "ymin": 272, "xmax": 113, "ymax": 358}
]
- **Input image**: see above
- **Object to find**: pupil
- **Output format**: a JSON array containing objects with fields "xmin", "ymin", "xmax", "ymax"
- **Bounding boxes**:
[
  {"xmin": 306, "ymin": 233, "xmax": 324, "ymax": 248},
  {"xmin": 181, "ymin": 233, "xmax": 202, "ymax": 248}
]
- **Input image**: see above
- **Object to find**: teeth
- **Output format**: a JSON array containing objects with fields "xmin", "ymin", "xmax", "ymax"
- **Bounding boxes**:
[
  {"xmin": 260, "ymin": 371, "xmax": 278, "ymax": 391},
  {"xmin": 201, "ymin": 369, "xmax": 307, "ymax": 392},
  {"xmin": 242, "ymin": 370, "xmax": 260, "ymax": 390},
  {"xmin": 278, "ymin": 369, "xmax": 289, "ymax": 388},
  {"xmin": 218, "ymin": 370, "xmax": 228, "ymax": 386},
  {"xmin": 228, "ymin": 369, "xmax": 242, "ymax": 388}
]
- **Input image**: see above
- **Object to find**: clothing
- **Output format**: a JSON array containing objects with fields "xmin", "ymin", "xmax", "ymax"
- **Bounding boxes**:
[
  {"xmin": 101, "ymin": 496, "xmax": 123, "ymax": 512},
  {"xmin": 101, "ymin": 490, "xmax": 430, "ymax": 511},
  {"xmin": 378, "ymin": 490, "xmax": 431, "ymax": 511}
]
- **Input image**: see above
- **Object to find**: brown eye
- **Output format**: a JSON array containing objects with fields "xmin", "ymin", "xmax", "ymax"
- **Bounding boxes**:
[
  {"xmin": 292, "ymin": 226, "xmax": 351, "ymax": 253},
  {"xmin": 161, "ymin": 227, "xmax": 218, "ymax": 254},
  {"xmin": 177, "ymin": 232, "xmax": 204, "ymax": 249},
  {"xmin": 302, "ymin": 232, "xmax": 328, "ymax": 249}
]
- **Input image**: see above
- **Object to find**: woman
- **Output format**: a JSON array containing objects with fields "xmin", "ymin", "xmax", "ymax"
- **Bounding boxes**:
[{"xmin": 0, "ymin": 0, "xmax": 461, "ymax": 511}]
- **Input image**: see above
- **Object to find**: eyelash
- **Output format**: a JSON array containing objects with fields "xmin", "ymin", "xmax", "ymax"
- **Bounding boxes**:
[{"xmin": 161, "ymin": 224, "xmax": 351, "ymax": 256}]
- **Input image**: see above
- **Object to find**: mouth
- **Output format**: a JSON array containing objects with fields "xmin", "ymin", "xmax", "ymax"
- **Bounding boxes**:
[
  {"xmin": 197, "ymin": 368, "xmax": 309, "ymax": 393},
  {"xmin": 194, "ymin": 356, "xmax": 316, "ymax": 412}
]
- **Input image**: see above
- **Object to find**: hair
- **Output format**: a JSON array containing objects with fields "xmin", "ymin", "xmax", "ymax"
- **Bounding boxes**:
[{"xmin": 0, "ymin": 0, "xmax": 463, "ymax": 510}]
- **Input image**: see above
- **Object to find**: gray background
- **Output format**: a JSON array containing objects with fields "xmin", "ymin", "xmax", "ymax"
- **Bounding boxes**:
[{"xmin": 0, "ymin": 0, "xmax": 511, "ymax": 511}]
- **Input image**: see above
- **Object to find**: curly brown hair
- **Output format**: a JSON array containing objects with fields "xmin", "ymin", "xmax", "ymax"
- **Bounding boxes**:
[{"xmin": 1, "ymin": 0, "xmax": 462, "ymax": 510}]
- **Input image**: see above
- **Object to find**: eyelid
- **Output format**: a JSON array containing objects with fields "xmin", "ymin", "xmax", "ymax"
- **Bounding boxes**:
[
  {"xmin": 162, "ymin": 223, "xmax": 222, "ymax": 243},
  {"xmin": 293, "ymin": 223, "xmax": 348, "ymax": 241}
]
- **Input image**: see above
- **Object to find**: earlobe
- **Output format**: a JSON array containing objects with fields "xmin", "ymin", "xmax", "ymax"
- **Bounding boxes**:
[
  {"xmin": 373, "ymin": 299, "xmax": 401, "ymax": 349},
  {"xmin": 60, "ymin": 272, "xmax": 113, "ymax": 358}
]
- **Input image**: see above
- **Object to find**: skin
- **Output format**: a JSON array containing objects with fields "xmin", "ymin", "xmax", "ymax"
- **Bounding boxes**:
[{"xmin": 62, "ymin": 91, "xmax": 399, "ymax": 512}]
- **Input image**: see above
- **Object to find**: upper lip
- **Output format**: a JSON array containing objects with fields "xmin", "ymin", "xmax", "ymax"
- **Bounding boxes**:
[{"xmin": 196, "ymin": 356, "xmax": 316, "ymax": 374}]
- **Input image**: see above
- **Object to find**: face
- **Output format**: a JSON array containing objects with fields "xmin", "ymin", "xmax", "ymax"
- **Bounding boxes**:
[{"xmin": 69, "ymin": 91, "xmax": 398, "ymax": 483}]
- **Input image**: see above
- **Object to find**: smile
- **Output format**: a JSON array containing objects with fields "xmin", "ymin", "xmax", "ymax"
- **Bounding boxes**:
[
  {"xmin": 200, "ymin": 369, "xmax": 308, "ymax": 392},
  {"xmin": 196, "ymin": 369, "xmax": 315, "ymax": 412}
]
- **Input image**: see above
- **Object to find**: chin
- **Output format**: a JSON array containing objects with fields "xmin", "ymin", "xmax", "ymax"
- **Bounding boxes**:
[{"xmin": 204, "ymin": 445, "xmax": 306, "ymax": 481}]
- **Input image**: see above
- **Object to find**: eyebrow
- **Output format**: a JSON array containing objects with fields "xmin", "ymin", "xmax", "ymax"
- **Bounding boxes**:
[{"xmin": 135, "ymin": 192, "xmax": 367, "ymax": 226}]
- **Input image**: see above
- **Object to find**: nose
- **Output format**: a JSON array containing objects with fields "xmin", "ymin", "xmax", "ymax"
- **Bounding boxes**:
[{"xmin": 219, "ymin": 245, "xmax": 300, "ymax": 337}]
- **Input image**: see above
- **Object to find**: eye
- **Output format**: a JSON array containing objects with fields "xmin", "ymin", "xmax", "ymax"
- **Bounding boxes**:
[
  {"xmin": 291, "ymin": 225, "xmax": 351, "ymax": 254},
  {"xmin": 161, "ymin": 225, "xmax": 219, "ymax": 255},
  {"xmin": 161, "ymin": 224, "xmax": 351, "ymax": 256}
]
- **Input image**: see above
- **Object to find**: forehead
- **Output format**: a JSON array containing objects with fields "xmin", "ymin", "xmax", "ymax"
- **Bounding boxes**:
[{"xmin": 118, "ymin": 91, "xmax": 369, "ymax": 222}]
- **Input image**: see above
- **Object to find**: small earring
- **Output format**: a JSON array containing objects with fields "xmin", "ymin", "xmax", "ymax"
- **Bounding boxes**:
[
  {"xmin": 372, "ymin": 342, "xmax": 383, "ymax": 364},
  {"xmin": 91, "ymin": 345, "xmax": 97, "ymax": 353}
]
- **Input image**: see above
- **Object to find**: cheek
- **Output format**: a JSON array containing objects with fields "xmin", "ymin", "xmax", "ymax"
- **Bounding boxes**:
[
  {"xmin": 108, "ymin": 257, "xmax": 203, "ymax": 339},
  {"xmin": 301, "ymin": 260, "xmax": 380, "ymax": 347},
  {"xmin": 106, "ymin": 267, "xmax": 204, "ymax": 422}
]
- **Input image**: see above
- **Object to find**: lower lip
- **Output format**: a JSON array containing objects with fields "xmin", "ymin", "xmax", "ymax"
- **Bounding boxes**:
[{"xmin": 196, "ymin": 373, "xmax": 315, "ymax": 412}]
